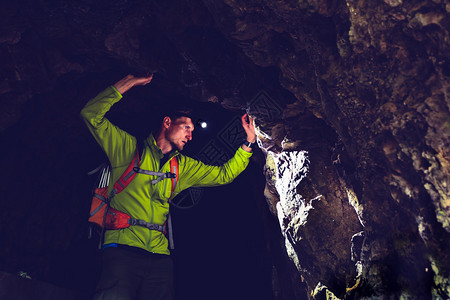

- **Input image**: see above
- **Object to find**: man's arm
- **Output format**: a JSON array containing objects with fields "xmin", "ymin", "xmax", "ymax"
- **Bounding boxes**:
[
  {"xmin": 176, "ymin": 114, "xmax": 256, "ymax": 189},
  {"xmin": 176, "ymin": 147, "xmax": 252, "ymax": 190},
  {"xmin": 80, "ymin": 74, "xmax": 153, "ymax": 167},
  {"xmin": 113, "ymin": 74, "xmax": 153, "ymax": 95}
]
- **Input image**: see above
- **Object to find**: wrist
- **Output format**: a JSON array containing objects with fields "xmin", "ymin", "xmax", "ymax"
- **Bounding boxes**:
[
  {"xmin": 243, "ymin": 140, "xmax": 255, "ymax": 149},
  {"xmin": 113, "ymin": 75, "xmax": 136, "ymax": 95}
]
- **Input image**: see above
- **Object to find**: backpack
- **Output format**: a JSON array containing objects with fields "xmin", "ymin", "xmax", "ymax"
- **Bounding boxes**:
[{"xmin": 88, "ymin": 142, "xmax": 179, "ymax": 249}]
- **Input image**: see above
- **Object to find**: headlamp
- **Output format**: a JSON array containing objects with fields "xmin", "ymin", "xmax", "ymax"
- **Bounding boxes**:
[{"xmin": 197, "ymin": 119, "xmax": 207, "ymax": 129}]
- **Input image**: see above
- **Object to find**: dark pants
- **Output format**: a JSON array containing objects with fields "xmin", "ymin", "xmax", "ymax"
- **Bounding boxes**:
[{"xmin": 93, "ymin": 246, "xmax": 174, "ymax": 300}]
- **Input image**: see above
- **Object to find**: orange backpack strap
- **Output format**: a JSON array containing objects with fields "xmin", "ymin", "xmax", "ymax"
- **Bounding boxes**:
[
  {"xmin": 89, "ymin": 142, "xmax": 141, "ymax": 227},
  {"xmin": 109, "ymin": 142, "xmax": 142, "ymax": 199},
  {"xmin": 166, "ymin": 156, "xmax": 179, "ymax": 250},
  {"xmin": 169, "ymin": 156, "xmax": 179, "ymax": 197}
]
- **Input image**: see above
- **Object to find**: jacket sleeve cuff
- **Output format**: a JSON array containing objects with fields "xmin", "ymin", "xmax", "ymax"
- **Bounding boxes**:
[
  {"xmin": 237, "ymin": 146, "xmax": 253, "ymax": 158},
  {"xmin": 110, "ymin": 85, "xmax": 122, "ymax": 98}
]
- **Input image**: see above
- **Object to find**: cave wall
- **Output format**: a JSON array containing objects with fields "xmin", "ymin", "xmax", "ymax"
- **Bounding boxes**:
[
  {"xmin": 1, "ymin": 0, "xmax": 449, "ymax": 299},
  {"xmin": 215, "ymin": 1, "xmax": 450, "ymax": 298}
]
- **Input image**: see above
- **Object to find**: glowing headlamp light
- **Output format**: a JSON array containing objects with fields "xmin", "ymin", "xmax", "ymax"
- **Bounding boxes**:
[{"xmin": 197, "ymin": 119, "xmax": 207, "ymax": 129}]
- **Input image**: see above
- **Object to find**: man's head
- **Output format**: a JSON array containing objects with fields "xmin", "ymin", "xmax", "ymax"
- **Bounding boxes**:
[
  {"xmin": 157, "ymin": 107, "xmax": 195, "ymax": 152},
  {"xmin": 163, "ymin": 115, "xmax": 194, "ymax": 151}
]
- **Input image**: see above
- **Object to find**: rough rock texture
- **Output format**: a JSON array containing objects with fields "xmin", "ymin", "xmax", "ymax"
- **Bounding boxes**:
[
  {"xmin": 0, "ymin": 0, "xmax": 449, "ymax": 299},
  {"xmin": 213, "ymin": 0, "xmax": 450, "ymax": 298}
]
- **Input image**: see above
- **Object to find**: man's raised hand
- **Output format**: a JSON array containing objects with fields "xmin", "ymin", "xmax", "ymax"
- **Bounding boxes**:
[
  {"xmin": 113, "ymin": 74, "xmax": 154, "ymax": 95},
  {"xmin": 241, "ymin": 113, "xmax": 256, "ymax": 143}
]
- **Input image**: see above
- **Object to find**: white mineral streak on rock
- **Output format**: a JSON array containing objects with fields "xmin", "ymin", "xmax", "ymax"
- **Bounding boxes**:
[
  {"xmin": 275, "ymin": 201, "xmax": 287, "ymax": 234},
  {"xmin": 256, "ymin": 126, "xmax": 271, "ymax": 141},
  {"xmin": 346, "ymin": 187, "xmax": 366, "ymax": 227},
  {"xmin": 273, "ymin": 150, "xmax": 312, "ymax": 273},
  {"xmin": 276, "ymin": 201, "xmax": 303, "ymax": 273},
  {"xmin": 256, "ymin": 126, "xmax": 278, "ymax": 153},
  {"xmin": 274, "ymin": 150, "xmax": 309, "ymax": 219}
]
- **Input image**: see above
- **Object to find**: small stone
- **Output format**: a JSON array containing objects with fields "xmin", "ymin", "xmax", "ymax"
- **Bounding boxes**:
[{"xmin": 383, "ymin": 0, "xmax": 402, "ymax": 7}]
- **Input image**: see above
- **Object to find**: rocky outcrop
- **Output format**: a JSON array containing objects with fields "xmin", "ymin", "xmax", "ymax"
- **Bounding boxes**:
[{"xmin": 212, "ymin": 1, "xmax": 450, "ymax": 298}]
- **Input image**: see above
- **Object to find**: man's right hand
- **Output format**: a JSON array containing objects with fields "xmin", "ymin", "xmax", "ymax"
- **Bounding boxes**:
[{"xmin": 113, "ymin": 74, "xmax": 153, "ymax": 95}]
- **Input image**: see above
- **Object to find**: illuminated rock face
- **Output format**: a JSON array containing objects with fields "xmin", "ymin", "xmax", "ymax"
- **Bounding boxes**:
[
  {"xmin": 265, "ymin": 149, "xmax": 362, "ymax": 297},
  {"xmin": 0, "ymin": 0, "xmax": 449, "ymax": 299}
]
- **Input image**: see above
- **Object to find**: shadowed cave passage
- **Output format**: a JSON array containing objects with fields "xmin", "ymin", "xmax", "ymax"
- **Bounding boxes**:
[{"xmin": 0, "ymin": 71, "xmax": 281, "ymax": 300}]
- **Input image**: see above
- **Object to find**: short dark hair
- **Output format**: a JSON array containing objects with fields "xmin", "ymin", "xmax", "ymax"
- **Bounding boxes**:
[
  {"xmin": 152, "ymin": 105, "xmax": 194, "ymax": 135},
  {"xmin": 165, "ymin": 107, "xmax": 194, "ymax": 122}
]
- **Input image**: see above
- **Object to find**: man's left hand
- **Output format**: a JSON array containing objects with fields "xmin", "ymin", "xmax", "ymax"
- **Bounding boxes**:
[{"xmin": 241, "ymin": 114, "xmax": 256, "ymax": 152}]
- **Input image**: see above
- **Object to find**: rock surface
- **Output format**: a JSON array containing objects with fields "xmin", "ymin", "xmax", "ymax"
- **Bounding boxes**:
[{"xmin": 0, "ymin": 0, "xmax": 449, "ymax": 299}]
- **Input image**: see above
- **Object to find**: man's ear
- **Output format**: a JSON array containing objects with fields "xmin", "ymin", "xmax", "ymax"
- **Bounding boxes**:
[{"xmin": 163, "ymin": 117, "xmax": 171, "ymax": 129}]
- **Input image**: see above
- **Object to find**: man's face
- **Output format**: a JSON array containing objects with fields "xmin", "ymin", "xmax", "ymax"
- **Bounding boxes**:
[{"xmin": 165, "ymin": 116, "xmax": 194, "ymax": 151}]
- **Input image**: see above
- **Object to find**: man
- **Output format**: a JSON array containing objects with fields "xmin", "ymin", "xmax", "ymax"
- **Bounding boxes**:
[{"xmin": 81, "ymin": 74, "xmax": 256, "ymax": 300}]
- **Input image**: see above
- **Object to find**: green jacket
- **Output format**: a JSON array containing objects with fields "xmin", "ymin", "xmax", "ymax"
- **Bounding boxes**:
[{"xmin": 81, "ymin": 86, "xmax": 252, "ymax": 255}]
